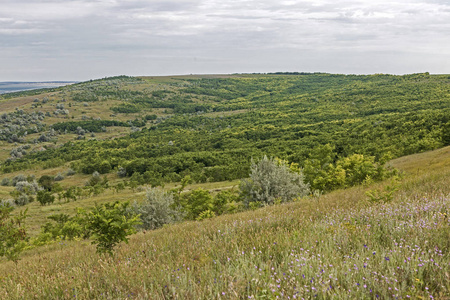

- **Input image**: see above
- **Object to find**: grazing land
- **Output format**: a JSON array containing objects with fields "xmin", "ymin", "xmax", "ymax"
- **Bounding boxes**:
[{"xmin": 0, "ymin": 73, "xmax": 449, "ymax": 299}]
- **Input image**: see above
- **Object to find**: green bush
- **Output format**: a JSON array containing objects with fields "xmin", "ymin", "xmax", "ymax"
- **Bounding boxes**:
[
  {"xmin": 179, "ymin": 188, "xmax": 214, "ymax": 220},
  {"xmin": 0, "ymin": 205, "xmax": 28, "ymax": 263},
  {"xmin": 196, "ymin": 209, "xmax": 215, "ymax": 221},
  {"xmin": 36, "ymin": 190, "xmax": 55, "ymax": 206},
  {"xmin": 212, "ymin": 189, "xmax": 239, "ymax": 215},
  {"xmin": 14, "ymin": 193, "xmax": 33, "ymax": 206},
  {"xmin": 38, "ymin": 175, "xmax": 54, "ymax": 191},
  {"xmin": 41, "ymin": 213, "xmax": 88, "ymax": 240},
  {"xmin": 303, "ymin": 145, "xmax": 395, "ymax": 191},
  {"xmin": 83, "ymin": 201, "xmax": 141, "ymax": 255}
]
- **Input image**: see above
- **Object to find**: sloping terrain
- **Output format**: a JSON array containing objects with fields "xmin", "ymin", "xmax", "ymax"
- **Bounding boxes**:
[
  {"xmin": 0, "ymin": 73, "xmax": 448, "ymax": 182},
  {"xmin": 0, "ymin": 145, "xmax": 449, "ymax": 299},
  {"xmin": 0, "ymin": 73, "xmax": 449, "ymax": 298}
]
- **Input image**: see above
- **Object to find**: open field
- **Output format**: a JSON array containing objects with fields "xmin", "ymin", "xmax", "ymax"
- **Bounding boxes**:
[{"xmin": 0, "ymin": 146, "xmax": 449, "ymax": 299}]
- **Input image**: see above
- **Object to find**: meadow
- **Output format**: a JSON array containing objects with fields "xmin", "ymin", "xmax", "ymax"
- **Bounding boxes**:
[{"xmin": 0, "ymin": 146, "xmax": 448, "ymax": 299}]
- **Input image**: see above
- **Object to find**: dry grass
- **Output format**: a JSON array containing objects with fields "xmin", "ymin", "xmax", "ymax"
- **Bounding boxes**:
[{"xmin": 0, "ymin": 147, "xmax": 449, "ymax": 299}]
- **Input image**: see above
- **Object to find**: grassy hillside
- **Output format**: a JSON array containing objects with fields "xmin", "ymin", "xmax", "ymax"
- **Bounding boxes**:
[
  {"xmin": 0, "ymin": 73, "xmax": 449, "ymax": 298},
  {"xmin": 0, "ymin": 146, "xmax": 449, "ymax": 299},
  {"xmin": 0, "ymin": 73, "xmax": 449, "ymax": 183}
]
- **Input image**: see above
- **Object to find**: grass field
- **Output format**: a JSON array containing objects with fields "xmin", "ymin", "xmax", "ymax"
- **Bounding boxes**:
[{"xmin": 0, "ymin": 146, "xmax": 449, "ymax": 299}]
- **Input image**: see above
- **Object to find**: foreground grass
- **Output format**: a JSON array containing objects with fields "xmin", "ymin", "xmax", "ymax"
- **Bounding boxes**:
[
  {"xmin": 0, "ymin": 148, "xmax": 449, "ymax": 299},
  {"xmin": 1, "ymin": 192, "xmax": 448, "ymax": 299}
]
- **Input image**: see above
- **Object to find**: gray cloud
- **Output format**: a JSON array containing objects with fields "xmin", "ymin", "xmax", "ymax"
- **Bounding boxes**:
[{"xmin": 0, "ymin": 0, "xmax": 449, "ymax": 80}]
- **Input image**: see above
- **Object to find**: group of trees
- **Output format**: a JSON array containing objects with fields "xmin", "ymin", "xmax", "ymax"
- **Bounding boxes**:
[
  {"xmin": 1, "ymin": 170, "xmax": 80, "ymax": 206},
  {"xmin": 0, "ymin": 110, "xmax": 46, "ymax": 143},
  {"xmin": 2, "ymin": 200, "xmax": 140, "ymax": 260},
  {"xmin": 30, "ymin": 156, "xmax": 311, "ymax": 255},
  {"xmin": 0, "ymin": 157, "xmax": 310, "ymax": 262},
  {"xmin": 51, "ymin": 120, "xmax": 129, "ymax": 133},
  {"xmin": 1, "ymin": 155, "xmax": 311, "ymax": 262},
  {"xmin": 302, "ymin": 144, "xmax": 395, "ymax": 191}
]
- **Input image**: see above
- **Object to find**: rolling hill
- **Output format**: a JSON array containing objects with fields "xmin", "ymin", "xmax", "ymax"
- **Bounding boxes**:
[{"xmin": 0, "ymin": 72, "xmax": 449, "ymax": 298}]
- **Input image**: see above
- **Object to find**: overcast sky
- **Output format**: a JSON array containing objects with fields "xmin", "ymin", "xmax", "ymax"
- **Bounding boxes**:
[{"xmin": 0, "ymin": 0, "xmax": 449, "ymax": 81}]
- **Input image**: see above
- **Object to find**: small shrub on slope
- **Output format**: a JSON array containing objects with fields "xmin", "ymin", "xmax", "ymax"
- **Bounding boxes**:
[
  {"xmin": 0, "ymin": 205, "xmax": 28, "ymax": 263},
  {"xmin": 130, "ymin": 188, "xmax": 181, "ymax": 230},
  {"xmin": 83, "ymin": 201, "xmax": 141, "ymax": 255},
  {"xmin": 239, "ymin": 156, "xmax": 310, "ymax": 207}
]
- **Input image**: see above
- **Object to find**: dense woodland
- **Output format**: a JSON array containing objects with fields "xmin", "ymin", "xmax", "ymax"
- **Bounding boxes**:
[{"xmin": 1, "ymin": 73, "xmax": 448, "ymax": 189}]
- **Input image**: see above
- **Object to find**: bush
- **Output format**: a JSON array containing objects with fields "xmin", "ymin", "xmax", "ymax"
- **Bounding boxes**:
[
  {"xmin": 14, "ymin": 194, "xmax": 33, "ymax": 206},
  {"xmin": 196, "ymin": 209, "xmax": 215, "ymax": 221},
  {"xmin": 41, "ymin": 213, "xmax": 88, "ymax": 240},
  {"xmin": 212, "ymin": 189, "xmax": 239, "ymax": 215},
  {"xmin": 38, "ymin": 175, "xmax": 54, "ymax": 191},
  {"xmin": 54, "ymin": 173, "xmax": 65, "ymax": 181},
  {"xmin": 239, "ymin": 156, "xmax": 310, "ymax": 207},
  {"xmin": 117, "ymin": 167, "xmax": 127, "ymax": 178},
  {"xmin": 1, "ymin": 177, "xmax": 11, "ymax": 186},
  {"xmin": 0, "ymin": 198, "xmax": 15, "ymax": 208},
  {"xmin": 0, "ymin": 205, "xmax": 28, "ymax": 263},
  {"xmin": 15, "ymin": 181, "xmax": 41, "ymax": 195},
  {"xmin": 130, "ymin": 188, "xmax": 180, "ymax": 230},
  {"xmin": 83, "ymin": 201, "xmax": 141, "ymax": 255},
  {"xmin": 36, "ymin": 190, "xmax": 55, "ymax": 206},
  {"xmin": 66, "ymin": 168, "xmax": 76, "ymax": 176},
  {"xmin": 303, "ymin": 145, "xmax": 395, "ymax": 191},
  {"xmin": 11, "ymin": 174, "xmax": 27, "ymax": 186},
  {"xmin": 179, "ymin": 188, "xmax": 214, "ymax": 220},
  {"xmin": 85, "ymin": 171, "xmax": 101, "ymax": 186}
]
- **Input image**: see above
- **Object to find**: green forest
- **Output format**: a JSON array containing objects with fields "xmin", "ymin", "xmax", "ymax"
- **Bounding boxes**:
[{"xmin": 1, "ymin": 73, "xmax": 449, "ymax": 190}]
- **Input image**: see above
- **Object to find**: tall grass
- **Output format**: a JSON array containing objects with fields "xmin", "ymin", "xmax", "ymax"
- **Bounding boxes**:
[{"xmin": 0, "ymin": 147, "xmax": 449, "ymax": 299}]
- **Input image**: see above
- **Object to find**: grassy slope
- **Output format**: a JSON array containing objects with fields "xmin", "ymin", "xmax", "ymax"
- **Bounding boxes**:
[{"xmin": 0, "ymin": 146, "xmax": 449, "ymax": 299}]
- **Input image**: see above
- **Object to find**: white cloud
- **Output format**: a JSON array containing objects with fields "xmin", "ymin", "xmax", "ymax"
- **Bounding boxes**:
[{"xmin": 0, "ymin": 0, "xmax": 449, "ymax": 80}]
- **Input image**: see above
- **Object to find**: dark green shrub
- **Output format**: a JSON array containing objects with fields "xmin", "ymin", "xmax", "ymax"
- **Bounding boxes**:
[
  {"xmin": 38, "ymin": 175, "xmax": 54, "ymax": 191},
  {"xmin": 36, "ymin": 190, "xmax": 55, "ymax": 206}
]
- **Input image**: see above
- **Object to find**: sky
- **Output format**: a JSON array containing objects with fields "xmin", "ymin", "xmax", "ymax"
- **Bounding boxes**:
[{"xmin": 0, "ymin": 0, "xmax": 449, "ymax": 81}]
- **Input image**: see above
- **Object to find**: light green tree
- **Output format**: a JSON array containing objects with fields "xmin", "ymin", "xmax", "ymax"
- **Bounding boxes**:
[
  {"xmin": 83, "ymin": 201, "xmax": 141, "ymax": 255},
  {"xmin": 0, "ymin": 206, "xmax": 28, "ymax": 264}
]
